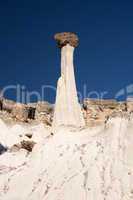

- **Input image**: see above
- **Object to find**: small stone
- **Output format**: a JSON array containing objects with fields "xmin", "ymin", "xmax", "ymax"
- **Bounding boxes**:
[{"xmin": 20, "ymin": 140, "xmax": 36, "ymax": 152}]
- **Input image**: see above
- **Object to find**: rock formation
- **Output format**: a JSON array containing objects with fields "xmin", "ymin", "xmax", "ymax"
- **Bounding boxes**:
[
  {"xmin": 54, "ymin": 32, "xmax": 79, "ymax": 48},
  {"xmin": 0, "ymin": 99, "xmax": 53, "ymax": 124},
  {"xmin": 35, "ymin": 101, "xmax": 53, "ymax": 125},
  {"xmin": 2, "ymin": 99, "xmax": 15, "ymax": 113},
  {"xmin": 0, "ymin": 32, "xmax": 133, "ymax": 199},
  {"xmin": 0, "ymin": 116, "xmax": 133, "ymax": 199},
  {"xmin": 52, "ymin": 32, "xmax": 85, "ymax": 130},
  {"xmin": 83, "ymin": 98, "xmax": 133, "ymax": 126},
  {"xmin": 0, "ymin": 96, "xmax": 133, "ymax": 127}
]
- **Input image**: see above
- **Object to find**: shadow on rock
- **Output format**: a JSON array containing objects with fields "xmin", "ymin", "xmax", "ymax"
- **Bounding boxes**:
[{"xmin": 0, "ymin": 143, "xmax": 8, "ymax": 155}]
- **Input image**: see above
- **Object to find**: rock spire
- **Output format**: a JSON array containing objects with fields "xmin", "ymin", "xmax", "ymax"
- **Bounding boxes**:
[{"xmin": 52, "ymin": 32, "xmax": 85, "ymax": 130}]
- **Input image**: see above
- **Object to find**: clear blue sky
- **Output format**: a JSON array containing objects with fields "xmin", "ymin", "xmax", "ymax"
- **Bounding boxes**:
[{"xmin": 0, "ymin": 0, "xmax": 133, "ymax": 103}]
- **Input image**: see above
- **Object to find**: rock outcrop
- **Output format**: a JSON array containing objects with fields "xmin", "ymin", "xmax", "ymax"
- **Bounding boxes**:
[
  {"xmin": 12, "ymin": 103, "xmax": 29, "ymax": 122},
  {"xmin": 0, "ymin": 117, "xmax": 133, "ymax": 200},
  {"xmin": 35, "ymin": 101, "xmax": 53, "ymax": 125},
  {"xmin": 127, "ymin": 98, "xmax": 133, "ymax": 113},
  {"xmin": 0, "ymin": 99, "xmax": 53, "ymax": 124},
  {"xmin": 2, "ymin": 98, "xmax": 15, "ymax": 113},
  {"xmin": 53, "ymin": 33, "xmax": 85, "ymax": 130},
  {"xmin": 83, "ymin": 98, "xmax": 132, "ymax": 126},
  {"xmin": 0, "ymin": 97, "xmax": 132, "ymax": 127}
]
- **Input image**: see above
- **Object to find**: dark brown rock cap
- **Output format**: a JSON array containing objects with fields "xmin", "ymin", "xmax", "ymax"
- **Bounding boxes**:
[{"xmin": 54, "ymin": 32, "xmax": 79, "ymax": 48}]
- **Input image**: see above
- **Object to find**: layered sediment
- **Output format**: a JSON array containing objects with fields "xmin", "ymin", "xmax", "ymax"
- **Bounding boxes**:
[
  {"xmin": 0, "ymin": 97, "xmax": 132, "ymax": 127},
  {"xmin": 0, "ymin": 98, "xmax": 53, "ymax": 125}
]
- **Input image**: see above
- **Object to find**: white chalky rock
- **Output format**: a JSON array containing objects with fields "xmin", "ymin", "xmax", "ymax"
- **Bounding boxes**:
[
  {"xmin": 53, "ymin": 43, "xmax": 85, "ymax": 130},
  {"xmin": 0, "ymin": 117, "xmax": 133, "ymax": 200}
]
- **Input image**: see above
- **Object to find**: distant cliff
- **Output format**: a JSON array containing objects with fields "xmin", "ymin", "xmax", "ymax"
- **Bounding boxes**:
[{"xmin": 0, "ymin": 98, "xmax": 133, "ymax": 127}]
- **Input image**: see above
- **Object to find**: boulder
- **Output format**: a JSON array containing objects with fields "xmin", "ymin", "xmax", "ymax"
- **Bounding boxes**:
[
  {"xmin": 35, "ymin": 101, "xmax": 53, "ymax": 125},
  {"xmin": 12, "ymin": 103, "xmax": 36, "ymax": 122},
  {"xmin": 54, "ymin": 32, "xmax": 79, "ymax": 48},
  {"xmin": 12, "ymin": 103, "xmax": 29, "ymax": 122},
  {"xmin": 10, "ymin": 140, "xmax": 36, "ymax": 152},
  {"xmin": 20, "ymin": 140, "xmax": 36, "ymax": 152}
]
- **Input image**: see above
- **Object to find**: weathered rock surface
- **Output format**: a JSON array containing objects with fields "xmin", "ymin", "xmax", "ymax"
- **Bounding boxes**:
[
  {"xmin": 0, "ymin": 117, "xmax": 133, "ymax": 199},
  {"xmin": 0, "ymin": 97, "xmax": 133, "ymax": 127},
  {"xmin": 20, "ymin": 140, "xmax": 36, "ymax": 152},
  {"xmin": 2, "ymin": 99, "xmax": 15, "ymax": 113},
  {"xmin": 12, "ymin": 103, "xmax": 29, "ymax": 122},
  {"xmin": 10, "ymin": 143, "xmax": 22, "ymax": 152},
  {"xmin": 10, "ymin": 140, "xmax": 35, "ymax": 152},
  {"xmin": 35, "ymin": 101, "xmax": 53, "ymax": 125},
  {"xmin": 53, "ymin": 33, "xmax": 85, "ymax": 130},
  {"xmin": 53, "ymin": 44, "xmax": 85, "ymax": 130},
  {"xmin": 0, "ymin": 99, "xmax": 53, "ymax": 125},
  {"xmin": 83, "ymin": 98, "xmax": 132, "ymax": 126},
  {"xmin": 127, "ymin": 98, "xmax": 133, "ymax": 112},
  {"xmin": 54, "ymin": 32, "xmax": 79, "ymax": 48}
]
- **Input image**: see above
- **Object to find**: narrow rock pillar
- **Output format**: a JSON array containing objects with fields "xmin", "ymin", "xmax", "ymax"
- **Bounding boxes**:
[{"xmin": 52, "ymin": 32, "xmax": 85, "ymax": 130}]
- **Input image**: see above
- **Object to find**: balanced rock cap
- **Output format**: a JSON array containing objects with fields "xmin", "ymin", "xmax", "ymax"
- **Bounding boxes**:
[{"xmin": 54, "ymin": 32, "xmax": 79, "ymax": 48}]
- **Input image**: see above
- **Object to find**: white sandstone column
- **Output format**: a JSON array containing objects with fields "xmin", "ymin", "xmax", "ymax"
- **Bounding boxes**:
[{"xmin": 52, "ymin": 32, "xmax": 85, "ymax": 130}]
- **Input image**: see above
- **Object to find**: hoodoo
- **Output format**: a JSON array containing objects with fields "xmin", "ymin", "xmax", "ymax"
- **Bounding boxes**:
[{"xmin": 52, "ymin": 32, "xmax": 85, "ymax": 130}]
